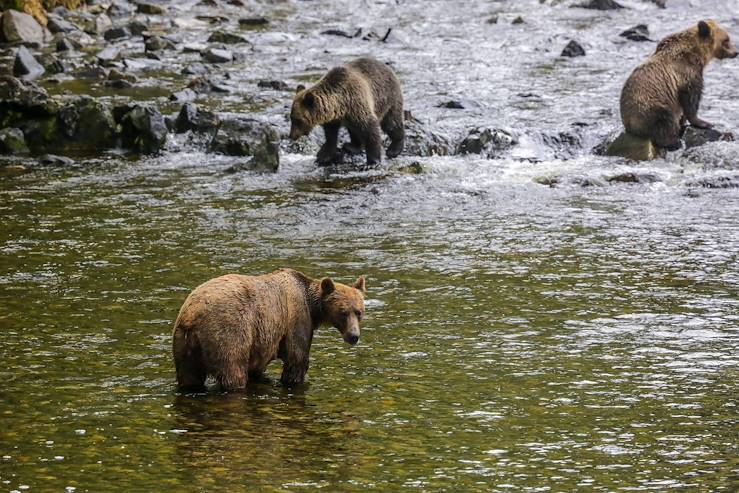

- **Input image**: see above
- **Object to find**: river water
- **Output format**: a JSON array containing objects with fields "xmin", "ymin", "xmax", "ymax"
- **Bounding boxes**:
[{"xmin": 1, "ymin": 0, "xmax": 738, "ymax": 491}]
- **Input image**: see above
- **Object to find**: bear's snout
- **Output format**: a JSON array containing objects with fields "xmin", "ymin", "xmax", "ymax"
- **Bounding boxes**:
[{"xmin": 345, "ymin": 333, "xmax": 359, "ymax": 345}]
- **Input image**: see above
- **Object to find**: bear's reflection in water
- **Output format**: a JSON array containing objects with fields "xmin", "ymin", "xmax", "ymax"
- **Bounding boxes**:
[{"xmin": 171, "ymin": 384, "xmax": 364, "ymax": 488}]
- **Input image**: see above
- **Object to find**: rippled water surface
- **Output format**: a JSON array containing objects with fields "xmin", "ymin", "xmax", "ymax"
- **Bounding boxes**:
[{"xmin": 2, "ymin": 0, "xmax": 739, "ymax": 491}]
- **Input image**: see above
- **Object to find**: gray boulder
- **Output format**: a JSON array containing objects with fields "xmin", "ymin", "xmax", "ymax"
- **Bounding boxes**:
[
  {"xmin": 13, "ymin": 46, "xmax": 45, "ymax": 81},
  {"xmin": 456, "ymin": 127, "xmax": 517, "ymax": 157},
  {"xmin": 209, "ymin": 117, "xmax": 280, "ymax": 171},
  {"xmin": 116, "ymin": 104, "xmax": 168, "ymax": 154},
  {"xmin": 0, "ymin": 128, "xmax": 30, "ymax": 155},
  {"xmin": 1, "ymin": 9, "xmax": 51, "ymax": 44}
]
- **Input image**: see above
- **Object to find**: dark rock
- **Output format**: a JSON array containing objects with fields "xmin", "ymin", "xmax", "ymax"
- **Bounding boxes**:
[
  {"xmin": 512, "ymin": 16, "xmax": 524, "ymax": 25},
  {"xmin": 683, "ymin": 126, "xmax": 734, "ymax": 149},
  {"xmin": 104, "ymin": 26, "xmax": 131, "ymax": 41},
  {"xmin": 127, "ymin": 20, "xmax": 149, "ymax": 36},
  {"xmin": 607, "ymin": 172, "xmax": 662, "ymax": 183},
  {"xmin": 197, "ymin": 0, "xmax": 218, "ymax": 6},
  {"xmin": 0, "ymin": 75, "xmax": 57, "ymax": 114},
  {"xmin": 257, "ymin": 79, "xmax": 289, "ymax": 91},
  {"xmin": 107, "ymin": 1, "xmax": 136, "ymax": 18},
  {"xmin": 37, "ymin": 54, "xmax": 65, "ymax": 74},
  {"xmin": 136, "ymin": 2, "xmax": 166, "ymax": 15},
  {"xmin": 38, "ymin": 154, "xmax": 74, "ymax": 165},
  {"xmin": 169, "ymin": 88, "xmax": 198, "ymax": 103},
  {"xmin": 97, "ymin": 46, "xmax": 121, "ymax": 65},
  {"xmin": 0, "ymin": 128, "xmax": 29, "ymax": 155},
  {"xmin": 2, "ymin": 9, "xmax": 51, "ymax": 45},
  {"xmin": 74, "ymin": 64, "xmax": 107, "ymax": 79},
  {"xmin": 209, "ymin": 117, "xmax": 280, "ymax": 171},
  {"xmin": 107, "ymin": 68, "xmax": 138, "ymax": 83},
  {"xmin": 183, "ymin": 43, "xmax": 208, "ymax": 53},
  {"xmin": 207, "ymin": 31, "xmax": 249, "ymax": 44},
  {"xmin": 238, "ymin": 17, "xmax": 269, "ymax": 26},
  {"xmin": 457, "ymin": 127, "xmax": 517, "ymax": 157},
  {"xmin": 487, "ymin": 15, "xmax": 499, "ymax": 24},
  {"xmin": 117, "ymin": 104, "xmax": 168, "ymax": 154},
  {"xmin": 145, "ymin": 35, "xmax": 176, "ymax": 51},
  {"xmin": 56, "ymin": 37, "xmax": 76, "ymax": 52},
  {"xmin": 437, "ymin": 100, "xmax": 465, "ymax": 109},
  {"xmin": 13, "ymin": 46, "xmax": 45, "ymax": 81},
  {"xmin": 182, "ymin": 62, "xmax": 209, "ymax": 75},
  {"xmin": 196, "ymin": 15, "xmax": 228, "ymax": 24},
  {"xmin": 46, "ymin": 15, "xmax": 79, "ymax": 34},
  {"xmin": 561, "ymin": 40, "xmax": 585, "ymax": 57},
  {"xmin": 175, "ymin": 102, "xmax": 219, "ymax": 134},
  {"xmin": 620, "ymin": 24, "xmax": 650, "ymax": 42},
  {"xmin": 58, "ymin": 96, "xmax": 116, "ymax": 150},
  {"xmin": 687, "ymin": 175, "xmax": 739, "ymax": 189},
  {"xmin": 321, "ymin": 29, "xmax": 358, "ymax": 38},
  {"xmin": 574, "ymin": 0, "xmax": 624, "ymax": 9},
  {"xmin": 403, "ymin": 111, "xmax": 452, "ymax": 157},
  {"xmin": 202, "ymin": 48, "xmax": 233, "ymax": 63},
  {"xmin": 104, "ymin": 79, "xmax": 133, "ymax": 89},
  {"xmin": 76, "ymin": 13, "xmax": 113, "ymax": 35}
]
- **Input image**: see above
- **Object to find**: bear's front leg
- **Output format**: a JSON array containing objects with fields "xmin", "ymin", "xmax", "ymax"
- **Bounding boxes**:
[
  {"xmin": 317, "ymin": 122, "xmax": 341, "ymax": 165},
  {"xmin": 280, "ymin": 357, "xmax": 309, "ymax": 386}
]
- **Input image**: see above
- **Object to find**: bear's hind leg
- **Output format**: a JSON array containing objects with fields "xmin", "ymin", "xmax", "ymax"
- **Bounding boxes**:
[
  {"xmin": 343, "ymin": 128, "xmax": 363, "ymax": 155},
  {"xmin": 382, "ymin": 108, "xmax": 405, "ymax": 159},
  {"xmin": 173, "ymin": 328, "xmax": 207, "ymax": 391},
  {"xmin": 651, "ymin": 109, "xmax": 682, "ymax": 151},
  {"xmin": 363, "ymin": 119, "xmax": 383, "ymax": 166},
  {"xmin": 217, "ymin": 363, "xmax": 247, "ymax": 392}
]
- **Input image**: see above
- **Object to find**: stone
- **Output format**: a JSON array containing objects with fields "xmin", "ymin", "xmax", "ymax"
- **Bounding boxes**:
[
  {"xmin": 58, "ymin": 96, "xmax": 117, "ymax": 150},
  {"xmin": 561, "ymin": 40, "xmax": 585, "ymax": 57},
  {"xmin": 37, "ymin": 54, "xmax": 65, "ymax": 74},
  {"xmin": 38, "ymin": 154, "xmax": 74, "ymax": 165},
  {"xmin": 683, "ymin": 126, "xmax": 734, "ymax": 149},
  {"xmin": 46, "ymin": 15, "xmax": 80, "ymax": 34},
  {"xmin": 13, "ymin": 46, "xmax": 45, "ymax": 81},
  {"xmin": 107, "ymin": 68, "xmax": 138, "ymax": 83},
  {"xmin": 175, "ymin": 102, "xmax": 219, "ymax": 134},
  {"xmin": 104, "ymin": 26, "xmax": 131, "ymax": 41},
  {"xmin": 97, "ymin": 46, "xmax": 121, "ymax": 64},
  {"xmin": 606, "ymin": 172, "xmax": 661, "ymax": 183},
  {"xmin": 437, "ymin": 100, "xmax": 464, "ymax": 109},
  {"xmin": 574, "ymin": 0, "xmax": 624, "ymax": 9},
  {"xmin": 209, "ymin": 117, "xmax": 280, "ymax": 171},
  {"xmin": 145, "ymin": 35, "xmax": 176, "ymax": 51},
  {"xmin": 620, "ymin": 24, "xmax": 650, "ymax": 42},
  {"xmin": 127, "ymin": 20, "xmax": 149, "ymax": 36},
  {"xmin": 56, "ymin": 37, "xmax": 76, "ymax": 52},
  {"xmin": 117, "ymin": 104, "xmax": 168, "ymax": 154},
  {"xmin": 2, "ymin": 9, "xmax": 51, "ymax": 45},
  {"xmin": 257, "ymin": 80, "xmax": 289, "ymax": 91},
  {"xmin": 136, "ymin": 2, "xmax": 166, "ymax": 15},
  {"xmin": 207, "ymin": 31, "xmax": 249, "ymax": 44},
  {"xmin": 402, "ymin": 111, "xmax": 452, "ymax": 157},
  {"xmin": 457, "ymin": 127, "xmax": 517, "ymax": 157},
  {"xmin": 512, "ymin": 16, "xmax": 524, "ymax": 25},
  {"xmin": 169, "ymin": 88, "xmax": 198, "ymax": 103},
  {"xmin": 78, "ymin": 13, "xmax": 113, "ymax": 35},
  {"xmin": 0, "ymin": 128, "xmax": 29, "ymax": 155},
  {"xmin": 104, "ymin": 79, "xmax": 134, "ymax": 89},
  {"xmin": 182, "ymin": 62, "xmax": 209, "ymax": 75},
  {"xmin": 238, "ymin": 17, "xmax": 269, "ymax": 27},
  {"xmin": 202, "ymin": 48, "xmax": 233, "ymax": 63}
]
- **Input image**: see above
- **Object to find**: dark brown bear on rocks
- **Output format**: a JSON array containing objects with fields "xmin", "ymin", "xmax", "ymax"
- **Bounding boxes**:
[
  {"xmin": 620, "ymin": 20, "xmax": 737, "ymax": 150},
  {"xmin": 172, "ymin": 269, "xmax": 366, "ymax": 391},
  {"xmin": 289, "ymin": 57, "xmax": 404, "ymax": 166}
]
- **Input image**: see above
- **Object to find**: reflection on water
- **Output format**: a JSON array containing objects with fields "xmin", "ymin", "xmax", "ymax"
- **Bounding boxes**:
[{"xmin": 2, "ymin": 0, "xmax": 739, "ymax": 491}]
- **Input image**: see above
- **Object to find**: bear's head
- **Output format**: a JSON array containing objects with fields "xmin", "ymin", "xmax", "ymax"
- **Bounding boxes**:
[
  {"xmin": 319, "ymin": 276, "xmax": 366, "ymax": 345},
  {"xmin": 698, "ymin": 20, "xmax": 738, "ymax": 61},
  {"xmin": 289, "ymin": 85, "xmax": 317, "ymax": 140}
]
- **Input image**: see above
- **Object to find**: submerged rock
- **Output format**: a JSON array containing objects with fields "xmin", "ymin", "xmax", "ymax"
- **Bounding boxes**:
[
  {"xmin": 574, "ymin": 0, "xmax": 624, "ymax": 9},
  {"xmin": 456, "ymin": 127, "xmax": 517, "ymax": 158},
  {"xmin": 116, "ymin": 104, "xmax": 168, "ymax": 154},
  {"xmin": 0, "ymin": 128, "xmax": 30, "ymax": 155},
  {"xmin": 620, "ymin": 24, "xmax": 651, "ymax": 42},
  {"xmin": 38, "ymin": 154, "xmax": 74, "ymax": 165},
  {"xmin": 13, "ymin": 46, "xmax": 45, "ymax": 81},
  {"xmin": 683, "ymin": 126, "xmax": 734, "ymax": 149},
  {"xmin": 561, "ymin": 40, "xmax": 585, "ymax": 57},
  {"xmin": 209, "ymin": 117, "xmax": 280, "ymax": 171}
]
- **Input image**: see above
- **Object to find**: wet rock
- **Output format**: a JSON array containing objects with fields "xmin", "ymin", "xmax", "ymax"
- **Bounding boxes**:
[
  {"xmin": 145, "ymin": 35, "xmax": 176, "ymax": 52},
  {"xmin": 169, "ymin": 88, "xmax": 198, "ymax": 103},
  {"xmin": 207, "ymin": 31, "xmax": 249, "ymax": 44},
  {"xmin": 135, "ymin": 1, "xmax": 166, "ymax": 15},
  {"xmin": 104, "ymin": 26, "xmax": 131, "ymax": 41},
  {"xmin": 596, "ymin": 131, "xmax": 660, "ymax": 161},
  {"xmin": 97, "ymin": 46, "xmax": 121, "ymax": 65},
  {"xmin": 403, "ymin": 112, "xmax": 452, "ymax": 157},
  {"xmin": 58, "ymin": 96, "xmax": 117, "ymax": 150},
  {"xmin": 2, "ymin": 9, "xmax": 51, "ymax": 45},
  {"xmin": 116, "ymin": 104, "xmax": 168, "ymax": 154},
  {"xmin": 107, "ymin": 68, "xmax": 138, "ymax": 83},
  {"xmin": 437, "ymin": 100, "xmax": 465, "ymax": 109},
  {"xmin": 175, "ymin": 102, "xmax": 219, "ymax": 134},
  {"xmin": 321, "ymin": 28, "xmax": 359, "ymax": 38},
  {"xmin": 105, "ymin": 79, "xmax": 133, "ymax": 89},
  {"xmin": 257, "ymin": 80, "xmax": 289, "ymax": 91},
  {"xmin": 687, "ymin": 175, "xmax": 739, "ymax": 189},
  {"xmin": 107, "ymin": 1, "xmax": 136, "ymax": 18},
  {"xmin": 683, "ymin": 126, "xmax": 734, "ymax": 149},
  {"xmin": 650, "ymin": 0, "xmax": 666, "ymax": 7},
  {"xmin": 606, "ymin": 171, "xmax": 662, "ymax": 183},
  {"xmin": 56, "ymin": 37, "xmax": 77, "ymax": 52},
  {"xmin": 0, "ymin": 128, "xmax": 29, "ymax": 155},
  {"xmin": 0, "ymin": 75, "xmax": 57, "ymax": 114},
  {"xmin": 620, "ymin": 24, "xmax": 650, "ymax": 42},
  {"xmin": 77, "ymin": 13, "xmax": 113, "ymax": 35},
  {"xmin": 74, "ymin": 64, "xmax": 107, "ymax": 79},
  {"xmin": 202, "ymin": 47, "xmax": 233, "ymax": 63},
  {"xmin": 456, "ymin": 127, "xmax": 517, "ymax": 157},
  {"xmin": 197, "ymin": 0, "xmax": 218, "ymax": 6},
  {"xmin": 511, "ymin": 16, "xmax": 524, "ymax": 25},
  {"xmin": 487, "ymin": 15, "xmax": 499, "ymax": 24},
  {"xmin": 209, "ymin": 117, "xmax": 280, "ymax": 171},
  {"xmin": 239, "ymin": 17, "xmax": 269, "ymax": 27},
  {"xmin": 38, "ymin": 154, "xmax": 74, "ymax": 165},
  {"xmin": 13, "ymin": 46, "xmax": 45, "ymax": 81},
  {"xmin": 127, "ymin": 20, "xmax": 149, "ymax": 36},
  {"xmin": 36, "ymin": 54, "xmax": 65, "ymax": 74},
  {"xmin": 187, "ymin": 75, "xmax": 228, "ymax": 94},
  {"xmin": 182, "ymin": 62, "xmax": 209, "ymax": 75},
  {"xmin": 64, "ymin": 30, "xmax": 95, "ymax": 47},
  {"xmin": 561, "ymin": 40, "xmax": 585, "ymax": 57},
  {"xmin": 46, "ymin": 15, "xmax": 80, "ymax": 34},
  {"xmin": 574, "ymin": 0, "xmax": 624, "ymax": 8}
]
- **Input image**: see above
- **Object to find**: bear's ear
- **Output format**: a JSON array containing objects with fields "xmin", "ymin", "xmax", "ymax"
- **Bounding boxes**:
[
  {"xmin": 296, "ymin": 84, "xmax": 306, "ymax": 94},
  {"xmin": 354, "ymin": 276, "xmax": 366, "ymax": 294},
  {"xmin": 698, "ymin": 20, "xmax": 711, "ymax": 39},
  {"xmin": 320, "ymin": 277, "xmax": 335, "ymax": 296},
  {"xmin": 303, "ymin": 92, "xmax": 315, "ymax": 109}
]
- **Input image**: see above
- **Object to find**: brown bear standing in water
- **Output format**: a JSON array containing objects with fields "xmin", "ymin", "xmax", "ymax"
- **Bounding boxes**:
[
  {"xmin": 289, "ymin": 57, "xmax": 404, "ymax": 166},
  {"xmin": 172, "ymin": 269, "xmax": 366, "ymax": 391},
  {"xmin": 620, "ymin": 20, "xmax": 738, "ymax": 150}
]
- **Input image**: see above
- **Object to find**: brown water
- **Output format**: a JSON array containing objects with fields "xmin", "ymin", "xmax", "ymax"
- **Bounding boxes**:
[{"xmin": 2, "ymin": 0, "xmax": 739, "ymax": 491}]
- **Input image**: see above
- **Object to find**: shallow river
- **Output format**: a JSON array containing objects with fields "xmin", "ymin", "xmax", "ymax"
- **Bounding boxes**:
[{"xmin": 1, "ymin": 0, "xmax": 738, "ymax": 491}]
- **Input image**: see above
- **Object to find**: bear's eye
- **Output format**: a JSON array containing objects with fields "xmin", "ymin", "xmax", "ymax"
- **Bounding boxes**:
[{"xmin": 355, "ymin": 310, "xmax": 363, "ymax": 320}]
